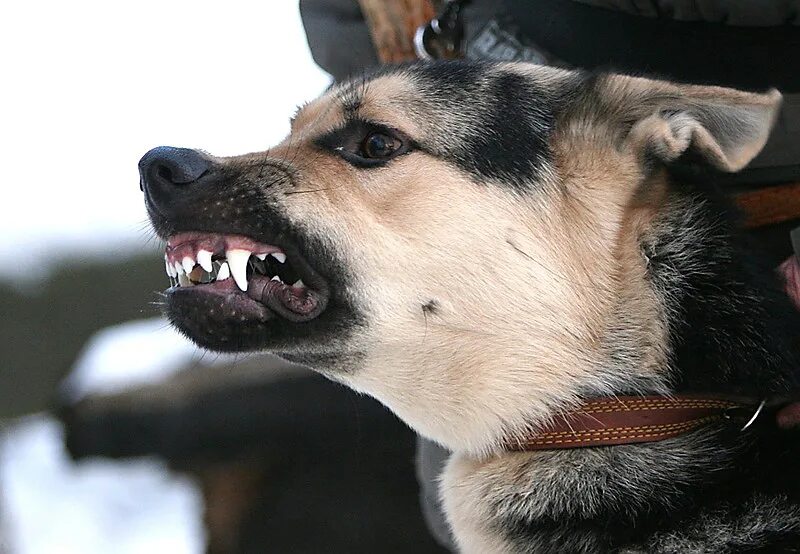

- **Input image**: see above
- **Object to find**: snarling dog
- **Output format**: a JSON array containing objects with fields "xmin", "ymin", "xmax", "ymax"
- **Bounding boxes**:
[{"xmin": 140, "ymin": 62, "xmax": 800, "ymax": 552}]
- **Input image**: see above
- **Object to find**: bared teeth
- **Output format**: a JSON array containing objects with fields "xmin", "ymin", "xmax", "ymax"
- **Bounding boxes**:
[
  {"xmin": 226, "ymin": 249, "xmax": 251, "ymax": 291},
  {"xmin": 181, "ymin": 257, "xmax": 195, "ymax": 274},
  {"xmin": 165, "ymin": 255, "xmax": 176, "ymax": 278},
  {"xmin": 197, "ymin": 250, "xmax": 213, "ymax": 272},
  {"xmin": 163, "ymin": 238, "xmax": 299, "ymax": 291},
  {"xmin": 217, "ymin": 261, "xmax": 231, "ymax": 281}
]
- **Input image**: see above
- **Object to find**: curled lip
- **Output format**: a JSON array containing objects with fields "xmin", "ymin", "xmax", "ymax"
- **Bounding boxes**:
[{"xmin": 163, "ymin": 231, "xmax": 330, "ymax": 324}]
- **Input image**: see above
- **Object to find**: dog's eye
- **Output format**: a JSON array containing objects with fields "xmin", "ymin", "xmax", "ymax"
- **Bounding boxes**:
[
  {"xmin": 316, "ymin": 120, "xmax": 413, "ymax": 168},
  {"xmin": 361, "ymin": 132, "xmax": 401, "ymax": 159}
]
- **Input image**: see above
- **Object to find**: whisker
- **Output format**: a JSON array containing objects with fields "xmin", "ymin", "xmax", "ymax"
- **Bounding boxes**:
[{"xmin": 285, "ymin": 186, "xmax": 344, "ymax": 195}]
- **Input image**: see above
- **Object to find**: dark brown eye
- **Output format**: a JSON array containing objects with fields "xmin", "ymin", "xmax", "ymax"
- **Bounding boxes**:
[{"xmin": 362, "ymin": 132, "xmax": 401, "ymax": 158}]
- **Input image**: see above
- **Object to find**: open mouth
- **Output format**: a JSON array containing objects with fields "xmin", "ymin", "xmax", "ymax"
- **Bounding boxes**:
[{"xmin": 164, "ymin": 232, "xmax": 329, "ymax": 323}]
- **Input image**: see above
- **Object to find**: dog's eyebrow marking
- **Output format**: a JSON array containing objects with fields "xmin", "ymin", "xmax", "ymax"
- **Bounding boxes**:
[
  {"xmin": 337, "ymin": 79, "xmax": 367, "ymax": 119},
  {"xmin": 342, "ymin": 95, "xmax": 362, "ymax": 118}
]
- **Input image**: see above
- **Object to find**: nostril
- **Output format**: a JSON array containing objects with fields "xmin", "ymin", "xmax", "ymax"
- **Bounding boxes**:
[
  {"xmin": 156, "ymin": 164, "xmax": 174, "ymax": 183},
  {"xmin": 139, "ymin": 146, "xmax": 212, "ymax": 193}
]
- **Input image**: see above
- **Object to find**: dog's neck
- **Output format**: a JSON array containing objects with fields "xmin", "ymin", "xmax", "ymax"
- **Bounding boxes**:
[
  {"xmin": 446, "ymin": 188, "xmax": 800, "ymax": 548},
  {"xmin": 643, "ymin": 182, "xmax": 800, "ymax": 400},
  {"xmin": 493, "ymin": 181, "xmax": 800, "ymax": 456}
]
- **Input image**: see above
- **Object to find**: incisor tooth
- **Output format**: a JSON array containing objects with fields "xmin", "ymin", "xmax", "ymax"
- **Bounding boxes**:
[
  {"xmin": 197, "ymin": 250, "xmax": 213, "ymax": 272},
  {"xmin": 178, "ymin": 273, "xmax": 191, "ymax": 287},
  {"xmin": 182, "ymin": 257, "xmax": 195, "ymax": 274},
  {"xmin": 271, "ymin": 252, "xmax": 286, "ymax": 263},
  {"xmin": 174, "ymin": 262, "xmax": 185, "ymax": 276},
  {"xmin": 226, "ymin": 249, "xmax": 251, "ymax": 291},
  {"xmin": 217, "ymin": 262, "xmax": 231, "ymax": 281},
  {"xmin": 255, "ymin": 253, "xmax": 267, "ymax": 261}
]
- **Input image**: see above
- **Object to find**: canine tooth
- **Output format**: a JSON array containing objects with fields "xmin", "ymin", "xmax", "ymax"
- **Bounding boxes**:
[
  {"xmin": 226, "ymin": 249, "xmax": 250, "ymax": 291},
  {"xmin": 292, "ymin": 279, "xmax": 305, "ymax": 288},
  {"xmin": 271, "ymin": 252, "xmax": 286, "ymax": 264},
  {"xmin": 197, "ymin": 250, "xmax": 213, "ymax": 272},
  {"xmin": 217, "ymin": 262, "xmax": 231, "ymax": 281},
  {"xmin": 255, "ymin": 253, "xmax": 268, "ymax": 261},
  {"xmin": 165, "ymin": 256, "xmax": 175, "ymax": 278},
  {"xmin": 182, "ymin": 257, "xmax": 195, "ymax": 274},
  {"xmin": 174, "ymin": 262, "xmax": 185, "ymax": 276}
]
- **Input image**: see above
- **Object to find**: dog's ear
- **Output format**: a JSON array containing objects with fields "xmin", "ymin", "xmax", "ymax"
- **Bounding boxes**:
[{"xmin": 599, "ymin": 75, "xmax": 782, "ymax": 172}]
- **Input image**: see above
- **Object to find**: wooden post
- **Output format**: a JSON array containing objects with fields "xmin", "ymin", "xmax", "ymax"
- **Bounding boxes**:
[{"xmin": 358, "ymin": 0, "xmax": 436, "ymax": 63}]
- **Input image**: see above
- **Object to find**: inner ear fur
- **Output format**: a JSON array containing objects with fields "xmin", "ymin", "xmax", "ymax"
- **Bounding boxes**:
[{"xmin": 599, "ymin": 74, "xmax": 782, "ymax": 172}]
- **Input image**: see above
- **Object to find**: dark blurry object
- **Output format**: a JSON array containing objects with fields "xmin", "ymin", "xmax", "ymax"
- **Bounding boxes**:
[
  {"xmin": 299, "ymin": 0, "xmax": 380, "ymax": 80},
  {"xmin": 60, "ymin": 368, "xmax": 447, "ymax": 554},
  {"xmin": 0, "ymin": 253, "xmax": 165, "ymax": 418}
]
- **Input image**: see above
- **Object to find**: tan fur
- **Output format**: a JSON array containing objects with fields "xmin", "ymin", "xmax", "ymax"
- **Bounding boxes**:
[
  {"xmin": 230, "ymin": 67, "xmax": 780, "ymax": 461},
  {"xmin": 183, "ymin": 65, "xmax": 782, "ymax": 551}
]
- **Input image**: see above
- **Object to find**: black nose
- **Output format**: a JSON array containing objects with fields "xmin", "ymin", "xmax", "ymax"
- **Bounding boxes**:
[{"xmin": 139, "ymin": 146, "xmax": 212, "ymax": 207}]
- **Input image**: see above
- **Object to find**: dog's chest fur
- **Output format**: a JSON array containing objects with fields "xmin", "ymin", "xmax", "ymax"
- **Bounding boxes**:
[{"xmin": 443, "ymin": 433, "xmax": 800, "ymax": 553}]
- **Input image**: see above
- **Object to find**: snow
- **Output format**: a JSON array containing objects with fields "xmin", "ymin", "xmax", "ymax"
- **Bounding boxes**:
[
  {"xmin": 61, "ymin": 317, "xmax": 237, "ymax": 402},
  {"xmin": 0, "ymin": 416, "xmax": 205, "ymax": 554},
  {"xmin": 0, "ymin": 0, "xmax": 331, "ymax": 282},
  {"xmin": 1, "ymin": 317, "xmax": 225, "ymax": 553}
]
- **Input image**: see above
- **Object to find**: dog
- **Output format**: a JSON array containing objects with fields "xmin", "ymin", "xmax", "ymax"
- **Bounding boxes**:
[{"xmin": 140, "ymin": 61, "xmax": 800, "ymax": 552}]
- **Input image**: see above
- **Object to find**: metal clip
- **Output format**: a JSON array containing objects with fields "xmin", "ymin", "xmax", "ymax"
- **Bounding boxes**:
[
  {"xmin": 414, "ymin": 0, "xmax": 469, "ymax": 60},
  {"xmin": 741, "ymin": 400, "xmax": 766, "ymax": 431},
  {"xmin": 725, "ymin": 400, "xmax": 767, "ymax": 431}
]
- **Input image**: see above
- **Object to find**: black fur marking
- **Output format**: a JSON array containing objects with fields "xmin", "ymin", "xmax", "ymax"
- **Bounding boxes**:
[
  {"xmin": 402, "ymin": 60, "xmax": 488, "ymax": 100},
  {"xmin": 458, "ymin": 71, "xmax": 553, "ymax": 186},
  {"xmin": 403, "ymin": 62, "xmax": 557, "ymax": 188},
  {"xmin": 422, "ymin": 299, "xmax": 439, "ymax": 315},
  {"xmin": 644, "ymin": 181, "xmax": 800, "ymax": 397}
]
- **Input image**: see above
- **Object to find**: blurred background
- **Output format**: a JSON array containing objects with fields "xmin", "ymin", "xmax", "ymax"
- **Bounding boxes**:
[
  {"xmin": 2, "ymin": 0, "xmax": 799, "ymax": 552},
  {"xmin": 0, "ymin": 2, "xmax": 443, "ymax": 552}
]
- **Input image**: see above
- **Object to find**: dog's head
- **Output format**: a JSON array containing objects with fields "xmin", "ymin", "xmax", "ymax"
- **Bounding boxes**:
[{"xmin": 141, "ymin": 62, "xmax": 780, "ymax": 453}]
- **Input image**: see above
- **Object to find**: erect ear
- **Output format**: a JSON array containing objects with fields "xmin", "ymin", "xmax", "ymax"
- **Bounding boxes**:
[{"xmin": 604, "ymin": 75, "xmax": 782, "ymax": 172}]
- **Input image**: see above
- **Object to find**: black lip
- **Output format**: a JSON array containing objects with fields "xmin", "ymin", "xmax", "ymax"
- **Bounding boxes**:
[{"xmin": 245, "ymin": 253, "xmax": 330, "ymax": 323}]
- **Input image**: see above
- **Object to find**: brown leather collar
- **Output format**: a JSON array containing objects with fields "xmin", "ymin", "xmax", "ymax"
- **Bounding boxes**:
[{"xmin": 507, "ymin": 395, "xmax": 766, "ymax": 451}]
